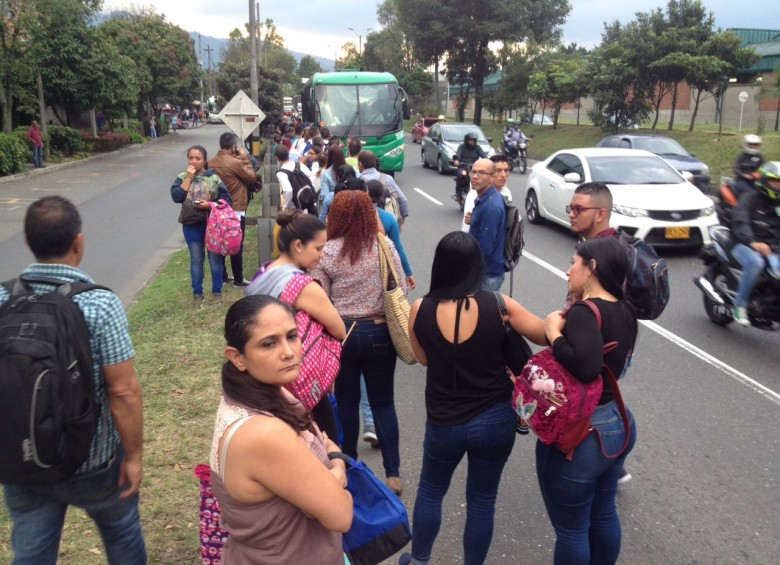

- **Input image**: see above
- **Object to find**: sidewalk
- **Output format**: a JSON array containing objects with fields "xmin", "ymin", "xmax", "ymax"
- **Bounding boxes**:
[{"xmin": 0, "ymin": 122, "xmax": 207, "ymax": 185}]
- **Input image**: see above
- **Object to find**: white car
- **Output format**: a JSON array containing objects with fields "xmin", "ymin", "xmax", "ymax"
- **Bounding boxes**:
[{"xmin": 524, "ymin": 148, "xmax": 719, "ymax": 247}]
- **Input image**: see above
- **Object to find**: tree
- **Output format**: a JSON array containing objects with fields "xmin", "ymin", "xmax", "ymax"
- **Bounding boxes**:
[
  {"xmin": 0, "ymin": 0, "xmax": 38, "ymax": 131},
  {"xmin": 98, "ymin": 8, "xmax": 199, "ymax": 119},
  {"xmin": 296, "ymin": 56, "xmax": 323, "ymax": 81}
]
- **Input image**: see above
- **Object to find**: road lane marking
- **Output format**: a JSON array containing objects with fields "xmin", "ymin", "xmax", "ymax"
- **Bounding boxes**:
[
  {"xmin": 524, "ymin": 250, "xmax": 780, "ymax": 406},
  {"xmin": 414, "ymin": 187, "xmax": 442, "ymax": 206}
]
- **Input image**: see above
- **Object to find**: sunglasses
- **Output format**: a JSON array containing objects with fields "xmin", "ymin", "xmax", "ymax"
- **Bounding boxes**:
[{"xmin": 566, "ymin": 205, "xmax": 602, "ymax": 215}]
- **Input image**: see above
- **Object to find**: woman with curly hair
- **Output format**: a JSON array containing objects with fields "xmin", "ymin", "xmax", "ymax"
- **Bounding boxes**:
[{"xmin": 311, "ymin": 190, "xmax": 408, "ymax": 495}]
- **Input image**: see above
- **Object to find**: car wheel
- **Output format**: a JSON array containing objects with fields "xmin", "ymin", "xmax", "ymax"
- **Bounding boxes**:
[
  {"xmin": 437, "ymin": 155, "xmax": 446, "ymax": 175},
  {"xmin": 421, "ymin": 149, "xmax": 429, "ymax": 168},
  {"xmin": 525, "ymin": 189, "xmax": 542, "ymax": 224}
]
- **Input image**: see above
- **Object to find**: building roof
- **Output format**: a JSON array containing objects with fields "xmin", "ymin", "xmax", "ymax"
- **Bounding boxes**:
[{"xmin": 729, "ymin": 29, "xmax": 780, "ymax": 74}]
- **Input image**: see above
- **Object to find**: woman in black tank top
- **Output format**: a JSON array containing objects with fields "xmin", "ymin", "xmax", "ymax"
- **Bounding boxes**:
[{"xmin": 400, "ymin": 232, "xmax": 546, "ymax": 565}]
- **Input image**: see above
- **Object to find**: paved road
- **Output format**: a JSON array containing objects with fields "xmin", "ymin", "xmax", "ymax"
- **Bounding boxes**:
[{"xmin": 1, "ymin": 133, "xmax": 777, "ymax": 563}]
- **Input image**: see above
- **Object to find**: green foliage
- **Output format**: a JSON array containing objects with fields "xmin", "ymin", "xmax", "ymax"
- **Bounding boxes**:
[
  {"xmin": 116, "ymin": 127, "xmax": 146, "ymax": 144},
  {"xmin": 0, "ymin": 133, "xmax": 28, "ymax": 174},
  {"xmin": 296, "ymin": 55, "xmax": 323, "ymax": 80},
  {"xmin": 47, "ymin": 125, "xmax": 83, "ymax": 155}
]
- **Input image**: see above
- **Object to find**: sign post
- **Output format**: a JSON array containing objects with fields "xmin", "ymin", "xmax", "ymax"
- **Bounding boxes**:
[{"xmin": 738, "ymin": 91, "xmax": 749, "ymax": 133}]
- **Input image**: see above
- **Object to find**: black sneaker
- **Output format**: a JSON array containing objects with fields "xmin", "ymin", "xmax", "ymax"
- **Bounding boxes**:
[{"xmin": 233, "ymin": 280, "xmax": 249, "ymax": 287}]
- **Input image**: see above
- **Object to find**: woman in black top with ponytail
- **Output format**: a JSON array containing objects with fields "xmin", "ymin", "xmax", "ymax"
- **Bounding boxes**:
[
  {"xmin": 538, "ymin": 236, "xmax": 638, "ymax": 565},
  {"xmin": 401, "ymin": 231, "xmax": 546, "ymax": 565}
]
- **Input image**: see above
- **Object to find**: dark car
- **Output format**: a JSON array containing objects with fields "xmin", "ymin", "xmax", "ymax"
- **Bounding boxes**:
[
  {"xmin": 421, "ymin": 122, "xmax": 494, "ymax": 174},
  {"xmin": 596, "ymin": 134, "xmax": 711, "ymax": 191},
  {"xmin": 412, "ymin": 117, "xmax": 440, "ymax": 143}
]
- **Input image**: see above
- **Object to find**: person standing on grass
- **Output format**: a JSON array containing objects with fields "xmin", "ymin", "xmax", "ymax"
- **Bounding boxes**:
[
  {"xmin": 209, "ymin": 132, "xmax": 257, "ymax": 288},
  {"xmin": 26, "ymin": 120, "xmax": 44, "ymax": 168},
  {"xmin": 1, "ymin": 196, "xmax": 146, "ymax": 565}
]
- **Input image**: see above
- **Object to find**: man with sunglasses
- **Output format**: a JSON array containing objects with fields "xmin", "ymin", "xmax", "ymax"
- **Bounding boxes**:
[{"xmin": 468, "ymin": 158, "xmax": 506, "ymax": 291}]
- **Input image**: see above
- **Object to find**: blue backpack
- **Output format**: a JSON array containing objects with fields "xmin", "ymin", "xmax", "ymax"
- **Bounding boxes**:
[{"xmin": 328, "ymin": 453, "xmax": 411, "ymax": 565}]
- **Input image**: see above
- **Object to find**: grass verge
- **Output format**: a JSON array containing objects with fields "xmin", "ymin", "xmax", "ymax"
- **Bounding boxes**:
[{"xmin": 0, "ymin": 223, "xmax": 260, "ymax": 564}]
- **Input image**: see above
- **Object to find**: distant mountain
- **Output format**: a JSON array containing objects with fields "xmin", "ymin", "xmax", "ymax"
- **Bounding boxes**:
[{"xmin": 188, "ymin": 32, "xmax": 335, "ymax": 72}]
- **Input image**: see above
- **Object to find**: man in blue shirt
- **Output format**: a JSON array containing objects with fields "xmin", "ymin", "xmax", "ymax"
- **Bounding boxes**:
[{"xmin": 469, "ymin": 158, "xmax": 506, "ymax": 291}]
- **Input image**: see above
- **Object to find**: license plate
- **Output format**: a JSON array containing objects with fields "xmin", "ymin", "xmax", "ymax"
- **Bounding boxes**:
[{"xmin": 665, "ymin": 226, "xmax": 690, "ymax": 239}]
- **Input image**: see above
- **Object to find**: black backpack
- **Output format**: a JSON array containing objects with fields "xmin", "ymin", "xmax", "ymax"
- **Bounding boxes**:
[
  {"xmin": 0, "ymin": 276, "xmax": 106, "ymax": 484},
  {"xmin": 279, "ymin": 163, "xmax": 317, "ymax": 214},
  {"xmin": 616, "ymin": 231, "xmax": 670, "ymax": 320},
  {"xmin": 503, "ymin": 197, "xmax": 525, "ymax": 272}
]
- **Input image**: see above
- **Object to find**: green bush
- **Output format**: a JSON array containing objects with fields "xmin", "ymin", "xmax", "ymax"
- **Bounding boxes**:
[
  {"xmin": 0, "ymin": 133, "xmax": 28, "ymax": 175},
  {"xmin": 47, "ymin": 125, "xmax": 83, "ymax": 156},
  {"xmin": 116, "ymin": 127, "xmax": 145, "ymax": 144}
]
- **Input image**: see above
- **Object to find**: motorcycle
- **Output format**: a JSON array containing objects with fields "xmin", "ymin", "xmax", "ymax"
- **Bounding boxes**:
[
  {"xmin": 693, "ymin": 225, "xmax": 780, "ymax": 330},
  {"xmin": 502, "ymin": 139, "xmax": 529, "ymax": 174},
  {"xmin": 451, "ymin": 162, "xmax": 471, "ymax": 211}
]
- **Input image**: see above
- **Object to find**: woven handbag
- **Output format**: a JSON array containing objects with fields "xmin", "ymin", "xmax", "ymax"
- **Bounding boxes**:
[{"xmin": 376, "ymin": 235, "xmax": 417, "ymax": 365}]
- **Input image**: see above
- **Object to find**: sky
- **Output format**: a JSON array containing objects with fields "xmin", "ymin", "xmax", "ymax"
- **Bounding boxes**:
[{"xmin": 101, "ymin": 1, "xmax": 777, "ymax": 59}]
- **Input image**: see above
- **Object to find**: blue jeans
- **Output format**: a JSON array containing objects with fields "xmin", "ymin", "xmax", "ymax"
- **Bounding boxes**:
[
  {"xmin": 3, "ymin": 454, "xmax": 147, "ymax": 565},
  {"xmin": 536, "ymin": 401, "xmax": 637, "ymax": 565},
  {"xmin": 481, "ymin": 273, "xmax": 505, "ymax": 292},
  {"xmin": 360, "ymin": 375, "xmax": 374, "ymax": 429},
  {"xmin": 409, "ymin": 402, "xmax": 517, "ymax": 565},
  {"xmin": 182, "ymin": 222, "xmax": 224, "ymax": 296},
  {"xmin": 32, "ymin": 146, "xmax": 43, "ymax": 167},
  {"xmin": 336, "ymin": 320, "xmax": 399, "ymax": 477},
  {"xmin": 732, "ymin": 243, "xmax": 780, "ymax": 308}
]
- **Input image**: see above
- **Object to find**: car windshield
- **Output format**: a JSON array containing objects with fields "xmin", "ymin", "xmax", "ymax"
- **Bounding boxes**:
[
  {"xmin": 315, "ymin": 83, "xmax": 401, "ymax": 137},
  {"xmin": 632, "ymin": 137, "xmax": 689, "ymax": 156},
  {"xmin": 586, "ymin": 156, "xmax": 684, "ymax": 185},
  {"xmin": 442, "ymin": 126, "xmax": 486, "ymax": 142}
]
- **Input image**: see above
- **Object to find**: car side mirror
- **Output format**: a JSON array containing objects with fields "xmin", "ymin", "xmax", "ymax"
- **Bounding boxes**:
[
  {"xmin": 487, "ymin": 137, "xmax": 493, "ymax": 143},
  {"xmin": 680, "ymin": 170, "xmax": 694, "ymax": 182},
  {"xmin": 563, "ymin": 172, "xmax": 582, "ymax": 184}
]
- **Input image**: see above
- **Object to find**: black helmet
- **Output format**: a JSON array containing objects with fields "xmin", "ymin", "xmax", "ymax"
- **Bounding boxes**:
[
  {"xmin": 464, "ymin": 132, "xmax": 478, "ymax": 142},
  {"xmin": 756, "ymin": 161, "xmax": 780, "ymax": 200}
]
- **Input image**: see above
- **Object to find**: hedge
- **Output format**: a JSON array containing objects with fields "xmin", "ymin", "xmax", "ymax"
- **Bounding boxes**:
[
  {"xmin": 81, "ymin": 132, "xmax": 132, "ymax": 152},
  {"xmin": 0, "ymin": 133, "xmax": 28, "ymax": 175}
]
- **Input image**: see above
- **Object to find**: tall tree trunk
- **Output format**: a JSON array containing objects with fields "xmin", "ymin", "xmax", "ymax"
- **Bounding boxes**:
[
  {"xmin": 651, "ymin": 88, "xmax": 663, "ymax": 129},
  {"xmin": 37, "ymin": 70, "xmax": 49, "ymax": 159},
  {"xmin": 689, "ymin": 89, "xmax": 703, "ymax": 131},
  {"xmin": 90, "ymin": 108, "xmax": 98, "ymax": 137},
  {"xmin": 0, "ymin": 82, "xmax": 12, "ymax": 133},
  {"xmin": 472, "ymin": 41, "xmax": 488, "ymax": 125},
  {"xmin": 434, "ymin": 58, "xmax": 441, "ymax": 115},
  {"xmin": 668, "ymin": 82, "xmax": 678, "ymax": 130},
  {"xmin": 576, "ymin": 97, "xmax": 581, "ymax": 126}
]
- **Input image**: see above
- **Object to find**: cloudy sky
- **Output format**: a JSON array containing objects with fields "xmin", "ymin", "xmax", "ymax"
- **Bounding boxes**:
[{"xmin": 101, "ymin": 0, "xmax": 775, "ymax": 58}]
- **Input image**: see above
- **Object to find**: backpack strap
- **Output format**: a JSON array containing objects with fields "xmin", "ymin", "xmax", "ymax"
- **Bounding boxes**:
[{"xmin": 12, "ymin": 275, "xmax": 109, "ymax": 298}]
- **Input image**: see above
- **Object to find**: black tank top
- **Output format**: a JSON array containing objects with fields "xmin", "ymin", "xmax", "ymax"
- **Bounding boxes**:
[{"xmin": 413, "ymin": 290, "xmax": 511, "ymax": 425}]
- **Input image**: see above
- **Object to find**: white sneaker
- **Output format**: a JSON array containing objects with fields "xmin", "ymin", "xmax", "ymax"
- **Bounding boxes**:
[
  {"xmin": 362, "ymin": 428, "xmax": 379, "ymax": 448},
  {"xmin": 732, "ymin": 306, "xmax": 750, "ymax": 326},
  {"xmin": 617, "ymin": 470, "xmax": 632, "ymax": 486}
]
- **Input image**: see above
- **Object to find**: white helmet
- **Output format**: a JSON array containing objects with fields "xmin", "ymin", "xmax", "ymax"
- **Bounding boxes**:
[{"xmin": 743, "ymin": 134, "xmax": 762, "ymax": 155}]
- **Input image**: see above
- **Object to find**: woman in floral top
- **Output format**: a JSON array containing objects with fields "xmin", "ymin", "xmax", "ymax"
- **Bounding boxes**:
[
  {"xmin": 311, "ymin": 190, "xmax": 408, "ymax": 496},
  {"xmin": 170, "ymin": 145, "xmax": 231, "ymax": 308}
]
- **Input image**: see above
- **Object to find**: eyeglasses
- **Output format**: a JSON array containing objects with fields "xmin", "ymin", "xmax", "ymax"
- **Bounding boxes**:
[
  {"xmin": 471, "ymin": 170, "xmax": 492, "ymax": 176},
  {"xmin": 566, "ymin": 205, "xmax": 602, "ymax": 215}
]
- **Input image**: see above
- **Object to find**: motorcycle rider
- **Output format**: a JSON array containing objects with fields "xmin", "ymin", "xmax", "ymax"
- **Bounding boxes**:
[
  {"xmin": 732, "ymin": 134, "xmax": 764, "ymax": 198},
  {"xmin": 730, "ymin": 161, "xmax": 780, "ymax": 326},
  {"xmin": 452, "ymin": 132, "xmax": 486, "ymax": 203}
]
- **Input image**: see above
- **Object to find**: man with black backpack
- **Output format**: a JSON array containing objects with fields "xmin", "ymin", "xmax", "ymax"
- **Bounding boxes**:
[
  {"xmin": 0, "ymin": 196, "xmax": 146, "ymax": 564},
  {"xmin": 566, "ymin": 182, "xmax": 670, "ymax": 486},
  {"xmin": 275, "ymin": 143, "xmax": 317, "ymax": 215}
]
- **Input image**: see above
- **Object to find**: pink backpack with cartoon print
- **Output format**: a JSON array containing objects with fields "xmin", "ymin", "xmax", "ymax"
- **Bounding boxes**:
[
  {"xmin": 206, "ymin": 200, "xmax": 243, "ymax": 256},
  {"xmin": 512, "ymin": 300, "xmax": 627, "ymax": 461},
  {"xmin": 279, "ymin": 273, "xmax": 342, "ymax": 409}
]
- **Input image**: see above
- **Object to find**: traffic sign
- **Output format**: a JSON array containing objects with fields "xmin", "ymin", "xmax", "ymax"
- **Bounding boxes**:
[
  {"xmin": 218, "ymin": 91, "xmax": 267, "ymax": 141},
  {"xmin": 738, "ymin": 91, "xmax": 749, "ymax": 103}
]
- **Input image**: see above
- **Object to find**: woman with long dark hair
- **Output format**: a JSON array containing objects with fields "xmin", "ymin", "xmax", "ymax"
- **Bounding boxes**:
[
  {"xmin": 245, "ymin": 210, "xmax": 346, "ymax": 439},
  {"xmin": 170, "ymin": 145, "xmax": 231, "ymax": 307},
  {"xmin": 401, "ymin": 231, "xmax": 546, "ymax": 565},
  {"xmin": 311, "ymin": 190, "xmax": 407, "ymax": 495},
  {"xmin": 537, "ymin": 236, "xmax": 638, "ymax": 564},
  {"xmin": 209, "ymin": 295, "xmax": 352, "ymax": 564}
]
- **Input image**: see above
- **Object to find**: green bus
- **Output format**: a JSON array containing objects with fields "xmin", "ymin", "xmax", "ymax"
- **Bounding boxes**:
[{"xmin": 302, "ymin": 71, "xmax": 410, "ymax": 173}]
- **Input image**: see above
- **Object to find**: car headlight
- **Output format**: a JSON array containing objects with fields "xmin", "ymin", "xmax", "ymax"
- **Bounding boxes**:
[
  {"xmin": 385, "ymin": 145, "xmax": 405, "ymax": 158},
  {"xmin": 700, "ymin": 205, "xmax": 715, "ymax": 217},
  {"xmin": 701, "ymin": 164, "xmax": 710, "ymax": 175},
  {"xmin": 612, "ymin": 204, "xmax": 649, "ymax": 218}
]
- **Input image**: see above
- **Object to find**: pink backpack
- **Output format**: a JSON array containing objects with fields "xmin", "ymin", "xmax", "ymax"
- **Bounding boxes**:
[
  {"xmin": 206, "ymin": 199, "xmax": 243, "ymax": 256},
  {"xmin": 279, "ymin": 273, "xmax": 342, "ymax": 409},
  {"xmin": 512, "ymin": 300, "xmax": 619, "ymax": 460}
]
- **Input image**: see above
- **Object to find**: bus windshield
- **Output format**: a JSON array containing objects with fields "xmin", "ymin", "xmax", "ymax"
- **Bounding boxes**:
[{"xmin": 315, "ymin": 83, "xmax": 401, "ymax": 137}]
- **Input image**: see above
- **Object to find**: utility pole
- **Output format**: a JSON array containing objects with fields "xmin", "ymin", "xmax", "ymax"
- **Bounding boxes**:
[
  {"xmin": 248, "ymin": 0, "xmax": 260, "ymax": 156},
  {"xmin": 198, "ymin": 34, "xmax": 204, "ymax": 112},
  {"xmin": 204, "ymin": 45, "xmax": 214, "ymax": 98},
  {"xmin": 256, "ymin": 3, "xmax": 262, "ymax": 68}
]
